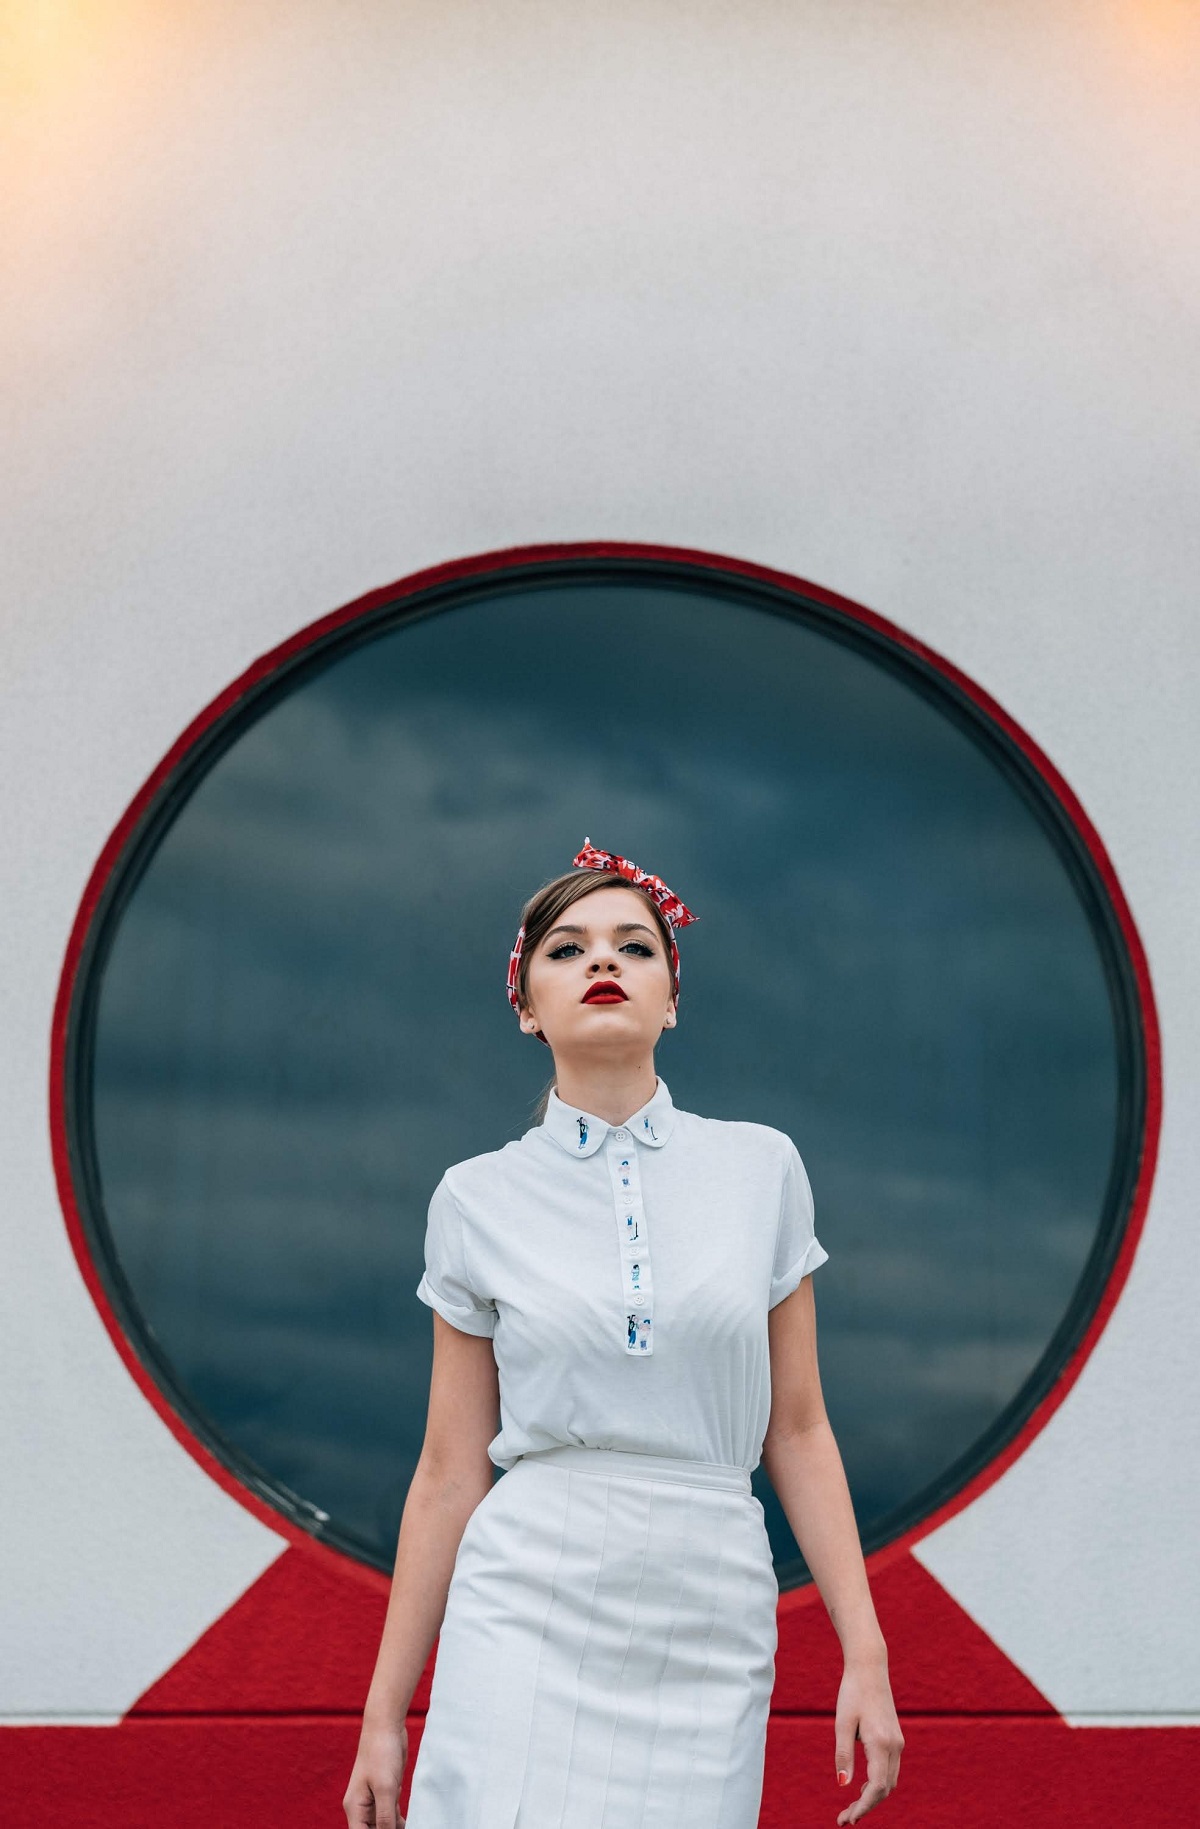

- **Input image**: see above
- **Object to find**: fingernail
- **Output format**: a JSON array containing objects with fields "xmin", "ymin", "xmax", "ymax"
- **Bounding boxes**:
[{"xmin": 837, "ymin": 1770, "xmax": 849, "ymax": 1785}]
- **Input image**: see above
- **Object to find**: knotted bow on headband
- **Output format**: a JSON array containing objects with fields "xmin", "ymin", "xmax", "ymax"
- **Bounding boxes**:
[{"xmin": 507, "ymin": 837, "xmax": 697, "ymax": 1041}]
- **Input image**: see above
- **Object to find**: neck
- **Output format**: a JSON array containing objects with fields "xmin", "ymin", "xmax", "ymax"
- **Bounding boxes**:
[{"xmin": 552, "ymin": 1059, "xmax": 659, "ymax": 1127}]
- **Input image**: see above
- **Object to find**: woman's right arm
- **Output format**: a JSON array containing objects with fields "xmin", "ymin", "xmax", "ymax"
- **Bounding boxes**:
[{"xmin": 343, "ymin": 1311, "xmax": 500, "ymax": 1828}]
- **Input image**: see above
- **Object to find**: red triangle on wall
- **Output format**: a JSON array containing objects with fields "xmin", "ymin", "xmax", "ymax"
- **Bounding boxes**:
[
  {"xmin": 774, "ymin": 1550, "xmax": 1057, "ymax": 1714},
  {"xmin": 128, "ymin": 1545, "xmax": 437, "ymax": 1717}
]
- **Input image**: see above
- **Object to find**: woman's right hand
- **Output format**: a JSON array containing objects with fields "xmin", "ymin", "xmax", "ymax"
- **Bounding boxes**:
[
  {"xmin": 343, "ymin": 1321, "xmax": 499, "ymax": 1826},
  {"xmin": 343, "ymin": 1719, "xmax": 409, "ymax": 1828}
]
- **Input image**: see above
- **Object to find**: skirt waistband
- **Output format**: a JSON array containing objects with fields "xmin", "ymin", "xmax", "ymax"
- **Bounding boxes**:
[{"xmin": 513, "ymin": 1444, "xmax": 752, "ymax": 1493}]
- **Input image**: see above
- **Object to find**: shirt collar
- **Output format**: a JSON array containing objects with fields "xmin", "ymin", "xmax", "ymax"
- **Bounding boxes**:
[{"xmin": 541, "ymin": 1075, "xmax": 677, "ymax": 1158}]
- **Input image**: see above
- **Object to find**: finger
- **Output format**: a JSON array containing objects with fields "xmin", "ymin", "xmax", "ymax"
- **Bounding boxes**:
[
  {"xmin": 833, "ymin": 1714, "xmax": 856, "ymax": 1791},
  {"xmin": 343, "ymin": 1779, "xmax": 375, "ymax": 1828},
  {"xmin": 866, "ymin": 1731, "xmax": 902, "ymax": 1804},
  {"xmin": 838, "ymin": 1745, "xmax": 891, "ymax": 1821}
]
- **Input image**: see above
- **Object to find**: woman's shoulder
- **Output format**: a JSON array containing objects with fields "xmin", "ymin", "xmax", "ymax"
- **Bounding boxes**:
[
  {"xmin": 675, "ymin": 1108, "xmax": 798, "ymax": 1164},
  {"xmin": 436, "ymin": 1134, "xmax": 532, "ymax": 1200}
]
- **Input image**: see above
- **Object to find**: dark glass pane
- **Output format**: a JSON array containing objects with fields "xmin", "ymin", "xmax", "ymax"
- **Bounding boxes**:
[{"xmin": 81, "ymin": 570, "xmax": 1132, "ymax": 1580}]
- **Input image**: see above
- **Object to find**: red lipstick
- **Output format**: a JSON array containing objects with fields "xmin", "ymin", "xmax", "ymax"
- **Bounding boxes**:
[{"xmin": 582, "ymin": 982, "xmax": 629, "ymax": 1004}]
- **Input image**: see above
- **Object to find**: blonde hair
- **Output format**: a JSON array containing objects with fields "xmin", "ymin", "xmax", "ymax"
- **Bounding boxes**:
[{"xmin": 512, "ymin": 868, "xmax": 678, "ymax": 1124}]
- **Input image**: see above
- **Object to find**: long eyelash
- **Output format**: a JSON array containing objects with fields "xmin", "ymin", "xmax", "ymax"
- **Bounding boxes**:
[{"xmin": 547, "ymin": 941, "xmax": 655, "ymax": 959}]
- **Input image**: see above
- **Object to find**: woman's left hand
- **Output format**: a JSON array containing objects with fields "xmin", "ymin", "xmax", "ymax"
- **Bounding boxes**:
[{"xmin": 833, "ymin": 1655, "xmax": 904, "ymax": 1823}]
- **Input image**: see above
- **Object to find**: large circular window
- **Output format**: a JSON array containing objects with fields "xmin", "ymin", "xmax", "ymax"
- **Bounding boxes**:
[{"xmin": 62, "ymin": 549, "xmax": 1147, "ymax": 1585}]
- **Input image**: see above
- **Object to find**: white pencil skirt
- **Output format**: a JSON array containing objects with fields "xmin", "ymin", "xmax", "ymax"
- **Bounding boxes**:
[{"xmin": 403, "ymin": 1444, "xmax": 780, "ymax": 1829}]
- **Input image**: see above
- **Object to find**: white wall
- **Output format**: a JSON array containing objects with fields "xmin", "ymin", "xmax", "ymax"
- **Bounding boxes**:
[{"xmin": 2, "ymin": 0, "xmax": 1198, "ymax": 1720}]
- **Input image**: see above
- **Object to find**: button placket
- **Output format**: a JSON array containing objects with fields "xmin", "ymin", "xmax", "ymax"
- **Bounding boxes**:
[{"xmin": 607, "ymin": 1128, "xmax": 653, "ymax": 1354}]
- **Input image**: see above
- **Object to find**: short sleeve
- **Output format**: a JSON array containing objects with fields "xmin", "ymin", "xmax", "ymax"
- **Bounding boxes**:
[
  {"xmin": 769, "ymin": 1138, "xmax": 829, "ymax": 1309},
  {"xmin": 416, "ymin": 1175, "xmax": 497, "ymax": 1338}
]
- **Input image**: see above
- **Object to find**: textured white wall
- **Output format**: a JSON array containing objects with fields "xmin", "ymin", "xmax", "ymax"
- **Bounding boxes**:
[{"xmin": 2, "ymin": 0, "xmax": 1198, "ymax": 1720}]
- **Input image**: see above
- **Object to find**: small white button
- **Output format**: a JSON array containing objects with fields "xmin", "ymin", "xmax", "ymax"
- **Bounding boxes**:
[
  {"xmin": 613, "ymin": 1129, "xmax": 629, "ymax": 1141},
  {"xmin": 630, "ymin": 1292, "xmax": 645, "ymax": 1306}
]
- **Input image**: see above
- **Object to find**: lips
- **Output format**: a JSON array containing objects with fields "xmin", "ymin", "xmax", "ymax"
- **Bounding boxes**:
[{"xmin": 582, "ymin": 982, "xmax": 629, "ymax": 1004}]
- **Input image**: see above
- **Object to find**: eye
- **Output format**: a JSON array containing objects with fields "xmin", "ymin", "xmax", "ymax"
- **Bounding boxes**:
[
  {"xmin": 547, "ymin": 942, "xmax": 583, "ymax": 958},
  {"xmin": 621, "ymin": 942, "xmax": 655, "ymax": 956}
]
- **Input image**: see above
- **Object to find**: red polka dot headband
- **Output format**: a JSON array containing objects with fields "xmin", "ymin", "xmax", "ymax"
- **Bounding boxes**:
[{"xmin": 507, "ymin": 837, "xmax": 698, "ymax": 1040}]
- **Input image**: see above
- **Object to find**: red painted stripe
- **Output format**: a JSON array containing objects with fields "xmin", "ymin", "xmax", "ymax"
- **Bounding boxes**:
[{"xmin": 1, "ymin": 1713, "xmax": 1194, "ymax": 1825}]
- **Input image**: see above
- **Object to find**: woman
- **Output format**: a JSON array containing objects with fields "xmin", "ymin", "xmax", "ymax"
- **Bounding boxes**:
[{"xmin": 344, "ymin": 838, "xmax": 903, "ymax": 1829}]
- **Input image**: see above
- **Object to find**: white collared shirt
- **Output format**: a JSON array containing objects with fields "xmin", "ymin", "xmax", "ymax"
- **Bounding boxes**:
[{"xmin": 415, "ymin": 1075, "xmax": 829, "ymax": 1472}]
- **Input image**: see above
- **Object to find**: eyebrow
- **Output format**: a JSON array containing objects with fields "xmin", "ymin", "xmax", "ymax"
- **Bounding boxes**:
[{"xmin": 543, "ymin": 921, "xmax": 659, "ymax": 942}]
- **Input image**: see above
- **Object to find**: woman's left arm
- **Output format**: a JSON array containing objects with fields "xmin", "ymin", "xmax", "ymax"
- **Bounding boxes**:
[{"xmin": 762, "ymin": 1275, "xmax": 904, "ymax": 1825}]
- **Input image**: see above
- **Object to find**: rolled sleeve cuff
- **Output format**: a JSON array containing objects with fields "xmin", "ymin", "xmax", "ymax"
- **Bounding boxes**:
[
  {"xmin": 416, "ymin": 1271, "xmax": 497, "ymax": 1337},
  {"xmin": 768, "ymin": 1237, "xmax": 830, "ymax": 1310}
]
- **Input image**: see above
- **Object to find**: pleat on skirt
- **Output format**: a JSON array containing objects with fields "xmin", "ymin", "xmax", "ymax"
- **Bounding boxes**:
[{"xmin": 403, "ymin": 1444, "xmax": 779, "ymax": 1829}]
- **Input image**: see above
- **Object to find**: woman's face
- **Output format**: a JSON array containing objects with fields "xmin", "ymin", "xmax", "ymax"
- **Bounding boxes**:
[{"xmin": 519, "ymin": 884, "xmax": 677, "ymax": 1057}]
